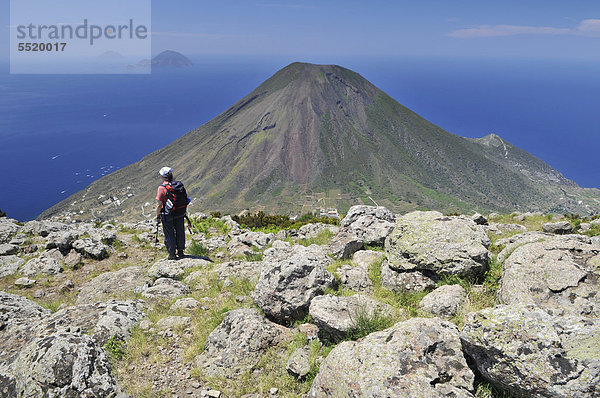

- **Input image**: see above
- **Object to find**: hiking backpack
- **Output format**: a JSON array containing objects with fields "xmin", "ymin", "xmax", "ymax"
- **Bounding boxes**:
[{"xmin": 162, "ymin": 181, "xmax": 189, "ymax": 215}]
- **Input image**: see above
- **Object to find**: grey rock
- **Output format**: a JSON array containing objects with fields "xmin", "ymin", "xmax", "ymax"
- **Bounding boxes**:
[
  {"xmin": 328, "ymin": 232, "xmax": 364, "ymax": 260},
  {"xmin": 0, "ymin": 291, "xmax": 50, "ymax": 324},
  {"xmin": 542, "ymin": 221, "xmax": 573, "ymax": 234},
  {"xmin": 44, "ymin": 300, "xmax": 145, "ymax": 345},
  {"xmin": 297, "ymin": 223, "xmax": 339, "ymax": 240},
  {"xmin": 14, "ymin": 277, "xmax": 36, "ymax": 288},
  {"xmin": 461, "ymin": 305, "xmax": 600, "ymax": 398},
  {"xmin": 72, "ymin": 238, "xmax": 110, "ymax": 260},
  {"xmin": 385, "ymin": 211, "xmax": 489, "ymax": 278},
  {"xmin": 215, "ymin": 260, "xmax": 261, "ymax": 282},
  {"xmin": 484, "ymin": 222, "xmax": 527, "ymax": 236},
  {"xmin": 471, "ymin": 213, "xmax": 488, "ymax": 225},
  {"xmin": 591, "ymin": 218, "xmax": 600, "ymax": 226},
  {"xmin": 45, "ymin": 230, "xmax": 79, "ymax": 252},
  {"xmin": 228, "ymin": 231, "xmax": 274, "ymax": 255},
  {"xmin": 22, "ymin": 220, "xmax": 66, "ymax": 237},
  {"xmin": 195, "ymin": 308, "xmax": 291, "ymax": 377},
  {"xmin": 21, "ymin": 255, "xmax": 62, "ymax": 276},
  {"xmin": 419, "ymin": 284, "xmax": 467, "ymax": 317},
  {"xmin": 309, "ymin": 317, "xmax": 474, "ymax": 397},
  {"xmin": 148, "ymin": 257, "xmax": 210, "ymax": 280},
  {"xmin": 352, "ymin": 249, "xmax": 383, "ymax": 268},
  {"xmin": 10, "ymin": 330, "xmax": 118, "ymax": 397},
  {"xmin": 77, "ymin": 266, "xmax": 151, "ymax": 304},
  {"xmin": 0, "ymin": 243, "xmax": 19, "ymax": 256},
  {"xmin": 339, "ymin": 205, "xmax": 396, "ymax": 246},
  {"xmin": 0, "ymin": 255, "xmax": 24, "ymax": 278},
  {"xmin": 579, "ymin": 222, "xmax": 591, "ymax": 233},
  {"xmin": 142, "ymin": 278, "xmax": 190, "ymax": 299},
  {"xmin": 338, "ymin": 264, "xmax": 373, "ymax": 293},
  {"xmin": 64, "ymin": 249, "xmax": 83, "ymax": 268},
  {"xmin": 42, "ymin": 247, "xmax": 65, "ymax": 263},
  {"xmin": 381, "ymin": 260, "xmax": 436, "ymax": 293},
  {"xmin": 252, "ymin": 244, "xmax": 335, "ymax": 322},
  {"xmin": 156, "ymin": 316, "xmax": 191, "ymax": 330},
  {"xmin": 287, "ymin": 347, "xmax": 311, "ymax": 378},
  {"xmin": 499, "ymin": 234, "xmax": 600, "ymax": 317},
  {"xmin": 309, "ymin": 294, "xmax": 393, "ymax": 340},
  {"xmin": 0, "ymin": 221, "xmax": 19, "ymax": 244},
  {"xmin": 170, "ymin": 297, "xmax": 200, "ymax": 311}
]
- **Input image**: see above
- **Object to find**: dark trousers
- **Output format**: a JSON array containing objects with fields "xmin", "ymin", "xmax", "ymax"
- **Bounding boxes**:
[{"xmin": 161, "ymin": 213, "xmax": 185, "ymax": 255}]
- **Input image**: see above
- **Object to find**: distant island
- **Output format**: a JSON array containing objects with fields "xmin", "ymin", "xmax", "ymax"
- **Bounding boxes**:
[
  {"xmin": 126, "ymin": 50, "xmax": 193, "ymax": 70},
  {"xmin": 97, "ymin": 50, "xmax": 125, "ymax": 60}
]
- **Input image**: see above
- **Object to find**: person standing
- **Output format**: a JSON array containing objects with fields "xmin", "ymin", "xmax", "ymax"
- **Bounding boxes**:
[{"xmin": 156, "ymin": 167, "xmax": 188, "ymax": 260}]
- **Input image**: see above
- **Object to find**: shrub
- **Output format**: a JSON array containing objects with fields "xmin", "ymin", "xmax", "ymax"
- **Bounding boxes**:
[
  {"xmin": 0, "ymin": 209, "xmax": 6, "ymax": 217},
  {"xmin": 232, "ymin": 211, "xmax": 339, "ymax": 233},
  {"xmin": 346, "ymin": 308, "xmax": 394, "ymax": 341},
  {"xmin": 104, "ymin": 336, "xmax": 126, "ymax": 360},
  {"xmin": 187, "ymin": 241, "xmax": 209, "ymax": 257}
]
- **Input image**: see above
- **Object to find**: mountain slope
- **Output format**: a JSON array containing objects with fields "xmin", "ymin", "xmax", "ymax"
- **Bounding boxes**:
[{"xmin": 40, "ymin": 62, "xmax": 600, "ymax": 221}]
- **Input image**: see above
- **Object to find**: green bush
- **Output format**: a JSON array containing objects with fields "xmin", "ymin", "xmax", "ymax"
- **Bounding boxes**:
[
  {"xmin": 187, "ymin": 241, "xmax": 209, "ymax": 257},
  {"xmin": 346, "ymin": 308, "xmax": 394, "ymax": 341},
  {"xmin": 0, "ymin": 209, "xmax": 6, "ymax": 217},
  {"xmin": 104, "ymin": 336, "xmax": 126, "ymax": 360},
  {"xmin": 232, "ymin": 211, "xmax": 339, "ymax": 233}
]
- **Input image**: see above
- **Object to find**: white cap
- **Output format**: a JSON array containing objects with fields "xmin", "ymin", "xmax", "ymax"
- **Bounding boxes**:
[{"xmin": 158, "ymin": 167, "xmax": 173, "ymax": 177}]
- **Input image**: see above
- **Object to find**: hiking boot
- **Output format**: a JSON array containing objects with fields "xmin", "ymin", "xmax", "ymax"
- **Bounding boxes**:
[
  {"xmin": 177, "ymin": 251, "xmax": 185, "ymax": 259},
  {"xmin": 167, "ymin": 253, "xmax": 178, "ymax": 261}
]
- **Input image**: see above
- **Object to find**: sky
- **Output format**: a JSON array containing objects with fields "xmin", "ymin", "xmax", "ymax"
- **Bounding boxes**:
[{"xmin": 1, "ymin": 0, "xmax": 599, "ymax": 60}]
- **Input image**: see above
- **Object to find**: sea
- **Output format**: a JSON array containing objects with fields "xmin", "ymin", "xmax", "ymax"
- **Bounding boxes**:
[{"xmin": 1, "ymin": 55, "xmax": 598, "ymax": 221}]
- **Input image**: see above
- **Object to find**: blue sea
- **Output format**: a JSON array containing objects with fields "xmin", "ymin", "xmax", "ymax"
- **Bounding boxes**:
[{"xmin": 1, "ymin": 55, "xmax": 598, "ymax": 221}]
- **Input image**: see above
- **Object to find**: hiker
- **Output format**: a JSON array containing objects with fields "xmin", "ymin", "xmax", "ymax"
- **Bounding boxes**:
[{"xmin": 156, "ymin": 167, "xmax": 188, "ymax": 260}]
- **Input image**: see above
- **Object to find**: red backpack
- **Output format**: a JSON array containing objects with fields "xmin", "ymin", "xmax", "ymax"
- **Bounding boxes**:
[{"xmin": 162, "ymin": 181, "xmax": 189, "ymax": 215}]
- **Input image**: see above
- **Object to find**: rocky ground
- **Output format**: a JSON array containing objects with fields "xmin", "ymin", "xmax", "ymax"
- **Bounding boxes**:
[{"xmin": 0, "ymin": 207, "xmax": 599, "ymax": 397}]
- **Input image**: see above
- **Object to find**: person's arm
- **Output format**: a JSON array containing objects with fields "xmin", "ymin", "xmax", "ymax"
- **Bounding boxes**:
[{"xmin": 156, "ymin": 201, "xmax": 163, "ymax": 222}]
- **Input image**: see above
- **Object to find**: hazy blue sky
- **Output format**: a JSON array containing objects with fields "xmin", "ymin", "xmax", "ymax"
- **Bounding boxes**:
[
  {"xmin": 2, "ymin": 0, "xmax": 599, "ymax": 60},
  {"xmin": 151, "ymin": 1, "xmax": 599, "ymax": 59}
]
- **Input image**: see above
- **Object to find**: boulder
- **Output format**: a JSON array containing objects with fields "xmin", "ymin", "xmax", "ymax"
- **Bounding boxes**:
[
  {"xmin": 72, "ymin": 238, "xmax": 110, "ymax": 260},
  {"xmin": 9, "ymin": 330, "xmax": 119, "ymax": 397},
  {"xmin": 309, "ymin": 294, "xmax": 393, "ymax": 340},
  {"xmin": 483, "ymin": 223, "xmax": 527, "ymax": 236},
  {"xmin": 22, "ymin": 220, "xmax": 66, "ymax": 237},
  {"xmin": 498, "ymin": 234, "xmax": 600, "ymax": 317},
  {"xmin": 286, "ymin": 347, "xmax": 311, "ymax": 379},
  {"xmin": 352, "ymin": 249, "xmax": 384, "ymax": 268},
  {"xmin": 64, "ymin": 249, "xmax": 83, "ymax": 268},
  {"xmin": 170, "ymin": 297, "xmax": 200, "ymax": 311},
  {"xmin": 148, "ymin": 257, "xmax": 210, "ymax": 280},
  {"xmin": 215, "ymin": 260, "xmax": 261, "ymax": 282},
  {"xmin": 385, "ymin": 211, "xmax": 489, "ymax": 278},
  {"xmin": 309, "ymin": 317, "xmax": 474, "ymax": 397},
  {"xmin": 43, "ymin": 300, "xmax": 145, "ymax": 345},
  {"xmin": 156, "ymin": 316, "xmax": 191, "ymax": 330},
  {"xmin": 297, "ymin": 223, "xmax": 339, "ymax": 240},
  {"xmin": 77, "ymin": 266, "xmax": 151, "ymax": 304},
  {"xmin": 252, "ymin": 244, "xmax": 335, "ymax": 322},
  {"xmin": 339, "ymin": 205, "xmax": 396, "ymax": 246},
  {"xmin": 20, "ymin": 255, "xmax": 62, "ymax": 276},
  {"xmin": 0, "ymin": 221, "xmax": 19, "ymax": 244},
  {"xmin": 0, "ymin": 243, "xmax": 19, "ymax": 256},
  {"xmin": 0, "ymin": 292, "xmax": 121, "ymax": 397},
  {"xmin": 227, "ymin": 231, "xmax": 274, "ymax": 256},
  {"xmin": 14, "ymin": 277, "xmax": 36, "ymax": 288},
  {"xmin": 328, "ymin": 232, "xmax": 364, "ymax": 260},
  {"xmin": 194, "ymin": 308, "xmax": 291, "ymax": 377},
  {"xmin": 542, "ymin": 221, "xmax": 573, "ymax": 234},
  {"xmin": 0, "ymin": 255, "xmax": 24, "ymax": 278},
  {"xmin": 419, "ymin": 285, "xmax": 467, "ymax": 317},
  {"xmin": 381, "ymin": 260, "xmax": 436, "ymax": 293},
  {"xmin": 44, "ymin": 230, "xmax": 79, "ymax": 252},
  {"xmin": 471, "ymin": 213, "xmax": 488, "ymax": 225},
  {"xmin": 141, "ymin": 278, "xmax": 190, "ymax": 299},
  {"xmin": 461, "ymin": 305, "xmax": 600, "ymax": 398},
  {"xmin": 338, "ymin": 264, "xmax": 373, "ymax": 293}
]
